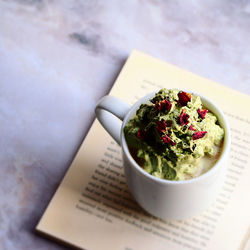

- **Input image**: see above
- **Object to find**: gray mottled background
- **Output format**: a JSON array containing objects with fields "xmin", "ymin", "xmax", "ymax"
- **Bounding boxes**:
[{"xmin": 0, "ymin": 0, "xmax": 250, "ymax": 249}]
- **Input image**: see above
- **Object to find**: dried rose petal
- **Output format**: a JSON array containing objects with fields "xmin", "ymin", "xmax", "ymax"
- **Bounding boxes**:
[
  {"xmin": 137, "ymin": 129, "xmax": 146, "ymax": 140},
  {"xmin": 197, "ymin": 109, "xmax": 208, "ymax": 119},
  {"xmin": 161, "ymin": 135, "xmax": 176, "ymax": 146},
  {"xmin": 165, "ymin": 120, "xmax": 173, "ymax": 127},
  {"xmin": 155, "ymin": 99, "xmax": 172, "ymax": 112},
  {"xmin": 179, "ymin": 110, "xmax": 190, "ymax": 126},
  {"xmin": 192, "ymin": 131, "xmax": 207, "ymax": 140},
  {"xmin": 177, "ymin": 91, "xmax": 191, "ymax": 106},
  {"xmin": 156, "ymin": 120, "xmax": 167, "ymax": 133},
  {"xmin": 189, "ymin": 125, "xmax": 196, "ymax": 131}
]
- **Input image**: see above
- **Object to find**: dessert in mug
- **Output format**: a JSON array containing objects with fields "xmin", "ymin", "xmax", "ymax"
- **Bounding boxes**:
[{"xmin": 124, "ymin": 89, "xmax": 224, "ymax": 181}]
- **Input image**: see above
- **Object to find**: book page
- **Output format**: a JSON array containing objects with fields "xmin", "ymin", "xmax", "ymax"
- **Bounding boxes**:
[{"xmin": 36, "ymin": 51, "xmax": 250, "ymax": 250}]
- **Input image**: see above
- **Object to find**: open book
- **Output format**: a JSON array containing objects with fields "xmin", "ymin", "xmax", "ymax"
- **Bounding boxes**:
[{"xmin": 36, "ymin": 51, "xmax": 250, "ymax": 250}]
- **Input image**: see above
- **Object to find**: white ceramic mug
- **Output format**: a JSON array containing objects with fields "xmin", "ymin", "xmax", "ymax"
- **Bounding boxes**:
[{"xmin": 95, "ymin": 91, "xmax": 231, "ymax": 220}]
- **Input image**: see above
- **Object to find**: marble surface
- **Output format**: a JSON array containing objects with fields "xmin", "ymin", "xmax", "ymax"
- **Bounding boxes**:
[{"xmin": 0, "ymin": 1, "xmax": 250, "ymax": 249}]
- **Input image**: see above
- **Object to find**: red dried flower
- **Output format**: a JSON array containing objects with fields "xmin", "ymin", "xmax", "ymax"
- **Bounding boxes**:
[
  {"xmin": 197, "ymin": 109, "xmax": 208, "ymax": 119},
  {"xmin": 165, "ymin": 120, "xmax": 173, "ymax": 127},
  {"xmin": 192, "ymin": 131, "xmax": 207, "ymax": 140},
  {"xmin": 156, "ymin": 120, "xmax": 167, "ymax": 133},
  {"xmin": 137, "ymin": 129, "xmax": 146, "ymax": 140},
  {"xmin": 189, "ymin": 125, "xmax": 196, "ymax": 131},
  {"xmin": 179, "ymin": 110, "xmax": 190, "ymax": 126},
  {"xmin": 177, "ymin": 91, "xmax": 191, "ymax": 106},
  {"xmin": 155, "ymin": 99, "xmax": 172, "ymax": 112},
  {"xmin": 161, "ymin": 135, "xmax": 176, "ymax": 146}
]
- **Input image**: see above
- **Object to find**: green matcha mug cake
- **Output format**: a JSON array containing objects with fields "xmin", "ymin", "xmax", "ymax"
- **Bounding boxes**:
[
  {"xmin": 95, "ymin": 89, "xmax": 230, "ymax": 219},
  {"xmin": 124, "ymin": 89, "xmax": 224, "ymax": 181}
]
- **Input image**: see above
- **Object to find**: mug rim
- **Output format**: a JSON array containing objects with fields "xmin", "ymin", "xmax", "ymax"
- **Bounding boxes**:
[{"xmin": 121, "ymin": 89, "xmax": 231, "ymax": 185}]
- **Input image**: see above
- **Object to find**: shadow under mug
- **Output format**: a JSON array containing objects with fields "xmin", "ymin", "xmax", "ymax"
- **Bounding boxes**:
[{"xmin": 95, "ymin": 92, "xmax": 231, "ymax": 220}]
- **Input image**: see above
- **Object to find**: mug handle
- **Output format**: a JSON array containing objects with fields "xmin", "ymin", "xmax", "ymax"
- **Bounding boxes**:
[{"xmin": 95, "ymin": 96, "xmax": 131, "ymax": 145}]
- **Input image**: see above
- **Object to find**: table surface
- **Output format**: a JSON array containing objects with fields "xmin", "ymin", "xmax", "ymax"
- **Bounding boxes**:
[{"xmin": 1, "ymin": 1, "xmax": 250, "ymax": 249}]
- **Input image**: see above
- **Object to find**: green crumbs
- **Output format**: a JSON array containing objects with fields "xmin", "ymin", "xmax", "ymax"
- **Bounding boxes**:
[{"xmin": 123, "ymin": 89, "xmax": 224, "ymax": 181}]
